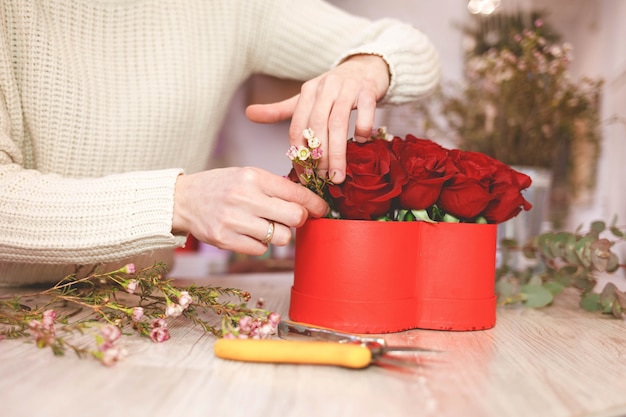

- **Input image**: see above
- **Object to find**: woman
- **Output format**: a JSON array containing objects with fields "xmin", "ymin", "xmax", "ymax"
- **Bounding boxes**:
[{"xmin": 0, "ymin": 0, "xmax": 440, "ymax": 284}]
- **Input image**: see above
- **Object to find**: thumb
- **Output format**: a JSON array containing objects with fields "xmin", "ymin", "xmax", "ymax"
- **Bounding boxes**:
[{"xmin": 245, "ymin": 94, "xmax": 299, "ymax": 124}]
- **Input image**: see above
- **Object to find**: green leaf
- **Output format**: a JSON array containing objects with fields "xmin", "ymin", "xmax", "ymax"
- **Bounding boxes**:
[
  {"xmin": 574, "ymin": 276, "xmax": 596, "ymax": 292},
  {"xmin": 548, "ymin": 232, "xmax": 571, "ymax": 258},
  {"xmin": 590, "ymin": 220, "xmax": 606, "ymax": 234},
  {"xmin": 563, "ymin": 233, "xmax": 580, "ymax": 265},
  {"xmin": 410, "ymin": 209, "xmax": 436, "ymax": 223},
  {"xmin": 500, "ymin": 238, "xmax": 518, "ymax": 250},
  {"xmin": 495, "ymin": 278, "xmax": 516, "ymax": 298},
  {"xmin": 543, "ymin": 281, "xmax": 564, "ymax": 296},
  {"xmin": 606, "ymin": 253, "xmax": 620, "ymax": 273},
  {"xmin": 599, "ymin": 282, "xmax": 618, "ymax": 308},
  {"xmin": 580, "ymin": 292, "xmax": 601, "ymax": 311},
  {"xmin": 611, "ymin": 299, "xmax": 623, "ymax": 318},
  {"xmin": 474, "ymin": 216, "xmax": 488, "ymax": 224},
  {"xmin": 403, "ymin": 211, "xmax": 416, "ymax": 221},
  {"xmin": 522, "ymin": 243, "xmax": 537, "ymax": 259},
  {"xmin": 574, "ymin": 236, "xmax": 595, "ymax": 268},
  {"xmin": 520, "ymin": 284, "xmax": 554, "ymax": 308},
  {"xmin": 442, "ymin": 213, "xmax": 460, "ymax": 223},
  {"xmin": 537, "ymin": 232, "xmax": 555, "ymax": 259},
  {"xmin": 554, "ymin": 266, "xmax": 578, "ymax": 286},
  {"xmin": 528, "ymin": 275, "xmax": 543, "ymax": 286}
]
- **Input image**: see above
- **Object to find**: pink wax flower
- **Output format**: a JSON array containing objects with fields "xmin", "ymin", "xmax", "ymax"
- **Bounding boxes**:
[
  {"xmin": 131, "ymin": 307, "xmax": 144, "ymax": 322},
  {"xmin": 125, "ymin": 279, "xmax": 139, "ymax": 294}
]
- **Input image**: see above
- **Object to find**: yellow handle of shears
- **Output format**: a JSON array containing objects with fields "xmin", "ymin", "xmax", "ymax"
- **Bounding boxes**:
[{"xmin": 214, "ymin": 339, "xmax": 372, "ymax": 369}]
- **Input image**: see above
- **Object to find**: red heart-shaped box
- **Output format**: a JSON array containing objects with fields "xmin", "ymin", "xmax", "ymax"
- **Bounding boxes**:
[{"xmin": 290, "ymin": 218, "xmax": 497, "ymax": 333}]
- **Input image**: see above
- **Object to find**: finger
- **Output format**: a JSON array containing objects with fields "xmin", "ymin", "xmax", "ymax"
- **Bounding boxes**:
[
  {"xmin": 245, "ymin": 95, "xmax": 300, "ymax": 124},
  {"xmin": 213, "ymin": 218, "xmax": 293, "ymax": 256},
  {"xmin": 217, "ymin": 233, "xmax": 269, "ymax": 257},
  {"xmin": 288, "ymin": 80, "xmax": 318, "ymax": 148},
  {"xmin": 263, "ymin": 177, "xmax": 330, "ymax": 221},
  {"xmin": 246, "ymin": 219, "xmax": 292, "ymax": 247},
  {"xmin": 353, "ymin": 88, "xmax": 378, "ymax": 143},
  {"xmin": 302, "ymin": 79, "xmax": 339, "ymax": 175},
  {"xmin": 326, "ymin": 87, "xmax": 356, "ymax": 184}
]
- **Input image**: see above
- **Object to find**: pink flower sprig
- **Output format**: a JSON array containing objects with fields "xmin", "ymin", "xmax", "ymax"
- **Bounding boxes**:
[
  {"xmin": 0, "ymin": 263, "xmax": 279, "ymax": 366},
  {"xmin": 222, "ymin": 310, "xmax": 281, "ymax": 339},
  {"xmin": 286, "ymin": 128, "xmax": 334, "ymax": 200}
]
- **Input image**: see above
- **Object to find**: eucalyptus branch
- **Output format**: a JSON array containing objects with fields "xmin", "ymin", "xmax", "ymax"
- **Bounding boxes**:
[{"xmin": 496, "ymin": 217, "xmax": 626, "ymax": 318}]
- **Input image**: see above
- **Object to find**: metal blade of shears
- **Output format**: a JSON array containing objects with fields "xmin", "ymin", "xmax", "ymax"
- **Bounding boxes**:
[{"xmin": 278, "ymin": 320, "xmax": 441, "ymax": 367}]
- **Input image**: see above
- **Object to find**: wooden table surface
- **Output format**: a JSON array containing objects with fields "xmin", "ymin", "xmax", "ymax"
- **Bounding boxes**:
[{"xmin": 2, "ymin": 271, "xmax": 626, "ymax": 417}]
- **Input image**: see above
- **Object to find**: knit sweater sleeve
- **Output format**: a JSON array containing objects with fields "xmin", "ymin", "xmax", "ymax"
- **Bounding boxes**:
[
  {"xmin": 0, "ymin": 130, "xmax": 186, "ymax": 267},
  {"xmin": 246, "ymin": 0, "xmax": 441, "ymax": 104},
  {"xmin": 0, "ymin": 53, "xmax": 186, "ymax": 266},
  {"xmin": 0, "ymin": 161, "xmax": 186, "ymax": 266}
]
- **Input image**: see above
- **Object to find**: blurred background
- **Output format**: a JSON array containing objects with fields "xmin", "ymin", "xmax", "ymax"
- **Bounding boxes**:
[{"xmin": 173, "ymin": 0, "xmax": 626, "ymax": 277}]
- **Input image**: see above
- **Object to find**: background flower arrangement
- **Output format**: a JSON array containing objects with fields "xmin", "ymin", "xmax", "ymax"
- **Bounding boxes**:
[
  {"xmin": 0, "ymin": 264, "xmax": 279, "ymax": 366},
  {"xmin": 412, "ymin": 12, "xmax": 603, "ymax": 225},
  {"xmin": 288, "ymin": 127, "xmax": 533, "ymax": 224}
]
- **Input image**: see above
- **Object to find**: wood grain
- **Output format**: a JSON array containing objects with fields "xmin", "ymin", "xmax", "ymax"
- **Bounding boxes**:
[{"xmin": 1, "ymin": 272, "xmax": 625, "ymax": 417}]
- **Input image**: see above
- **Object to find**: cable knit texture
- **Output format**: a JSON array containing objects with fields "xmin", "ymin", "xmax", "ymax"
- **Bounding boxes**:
[{"xmin": 0, "ymin": 0, "xmax": 440, "ymax": 284}]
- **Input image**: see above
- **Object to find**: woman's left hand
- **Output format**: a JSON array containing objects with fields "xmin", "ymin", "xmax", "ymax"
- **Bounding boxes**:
[{"xmin": 245, "ymin": 54, "xmax": 390, "ymax": 185}]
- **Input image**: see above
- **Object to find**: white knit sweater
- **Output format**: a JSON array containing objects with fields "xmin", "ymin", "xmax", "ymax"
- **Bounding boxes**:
[{"xmin": 0, "ymin": 0, "xmax": 440, "ymax": 284}]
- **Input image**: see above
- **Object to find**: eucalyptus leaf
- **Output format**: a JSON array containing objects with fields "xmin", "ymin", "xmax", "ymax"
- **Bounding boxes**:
[
  {"xmin": 520, "ymin": 284, "xmax": 553, "ymax": 308},
  {"xmin": 549, "ymin": 232, "xmax": 571, "ymax": 258},
  {"xmin": 500, "ymin": 238, "xmax": 518, "ymax": 250},
  {"xmin": 599, "ymin": 283, "xmax": 617, "ymax": 312},
  {"xmin": 528, "ymin": 275, "xmax": 543, "ymax": 286},
  {"xmin": 495, "ymin": 278, "xmax": 516, "ymax": 298},
  {"xmin": 590, "ymin": 220, "xmax": 606, "ymax": 234},
  {"xmin": 563, "ymin": 233, "xmax": 580, "ymax": 265},
  {"xmin": 590, "ymin": 238, "xmax": 612, "ymax": 272},
  {"xmin": 574, "ymin": 236, "xmax": 594, "ymax": 268},
  {"xmin": 574, "ymin": 276, "xmax": 596, "ymax": 292},
  {"xmin": 611, "ymin": 299, "xmax": 623, "ymax": 318},
  {"xmin": 554, "ymin": 266, "xmax": 578, "ymax": 286},
  {"xmin": 543, "ymin": 281, "xmax": 564, "ymax": 296},
  {"xmin": 580, "ymin": 292, "xmax": 601, "ymax": 312},
  {"xmin": 538, "ymin": 233, "xmax": 555, "ymax": 259},
  {"xmin": 522, "ymin": 243, "xmax": 537, "ymax": 259}
]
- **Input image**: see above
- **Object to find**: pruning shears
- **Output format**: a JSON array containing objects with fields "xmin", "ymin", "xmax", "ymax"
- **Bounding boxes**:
[{"xmin": 213, "ymin": 320, "xmax": 440, "ymax": 369}]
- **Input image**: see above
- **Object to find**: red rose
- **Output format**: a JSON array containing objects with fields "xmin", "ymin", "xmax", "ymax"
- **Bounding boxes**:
[
  {"xmin": 437, "ymin": 150, "xmax": 532, "ymax": 221},
  {"xmin": 391, "ymin": 135, "xmax": 452, "ymax": 210},
  {"xmin": 328, "ymin": 139, "xmax": 406, "ymax": 219},
  {"xmin": 437, "ymin": 150, "xmax": 499, "ymax": 220},
  {"xmin": 482, "ymin": 164, "xmax": 532, "ymax": 223}
]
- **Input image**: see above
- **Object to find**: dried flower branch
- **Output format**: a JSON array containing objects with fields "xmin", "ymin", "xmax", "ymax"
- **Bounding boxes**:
[
  {"xmin": 0, "ymin": 263, "xmax": 279, "ymax": 366},
  {"xmin": 412, "ymin": 16, "xmax": 603, "ymax": 226}
]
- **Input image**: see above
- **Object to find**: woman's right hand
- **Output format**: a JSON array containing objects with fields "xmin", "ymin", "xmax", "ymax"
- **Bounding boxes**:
[{"xmin": 172, "ymin": 167, "xmax": 329, "ymax": 255}]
